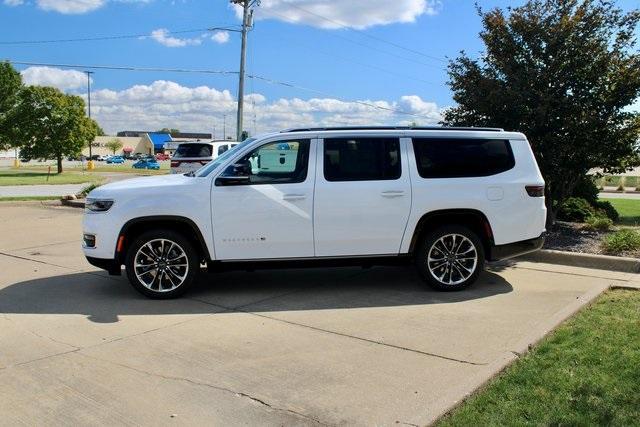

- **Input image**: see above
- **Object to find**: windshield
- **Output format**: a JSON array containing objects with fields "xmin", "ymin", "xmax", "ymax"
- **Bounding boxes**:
[
  {"xmin": 174, "ymin": 143, "xmax": 213, "ymax": 158},
  {"xmin": 195, "ymin": 138, "xmax": 255, "ymax": 177}
]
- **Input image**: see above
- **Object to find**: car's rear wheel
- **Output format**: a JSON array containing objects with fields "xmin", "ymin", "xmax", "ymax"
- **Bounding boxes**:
[
  {"xmin": 125, "ymin": 230, "xmax": 199, "ymax": 299},
  {"xmin": 416, "ymin": 225, "xmax": 485, "ymax": 291}
]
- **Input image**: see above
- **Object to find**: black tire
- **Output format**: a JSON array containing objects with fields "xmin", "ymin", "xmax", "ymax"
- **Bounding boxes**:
[
  {"xmin": 125, "ymin": 229, "xmax": 199, "ymax": 299},
  {"xmin": 415, "ymin": 225, "xmax": 485, "ymax": 291}
]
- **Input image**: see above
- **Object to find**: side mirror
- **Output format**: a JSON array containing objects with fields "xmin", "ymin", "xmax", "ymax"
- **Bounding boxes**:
[{"xmin": 233, "ymin": 161, "xmax": 251, "ymax": 175}]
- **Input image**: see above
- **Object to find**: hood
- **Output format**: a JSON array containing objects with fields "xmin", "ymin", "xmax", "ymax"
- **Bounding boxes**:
[{"xmin": 89, "ymin": 174, "xmax": 197, "ymax": 198}]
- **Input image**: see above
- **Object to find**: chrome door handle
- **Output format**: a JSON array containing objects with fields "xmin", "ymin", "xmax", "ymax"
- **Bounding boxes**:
[
  {"xmin": 283, "ymin": 194, "xmax": 306, "ymax": 201},
  {"xmin": 381, "ymin": 190, "xmax": 405, "ymax": 198}
]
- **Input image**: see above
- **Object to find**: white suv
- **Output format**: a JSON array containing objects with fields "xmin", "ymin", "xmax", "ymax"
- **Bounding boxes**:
[{"xmin": 83, "ymin": 127, "xmax": 546, "ymax": 298}]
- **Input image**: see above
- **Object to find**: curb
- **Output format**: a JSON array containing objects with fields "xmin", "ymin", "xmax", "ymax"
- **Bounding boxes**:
[
  {"xmin": 520, "ymin": 249, "xmax": 640, "ymax": 273},
  {"xmin": 60, "ymin": 198, "xmax": 85, "ymax": 208}
]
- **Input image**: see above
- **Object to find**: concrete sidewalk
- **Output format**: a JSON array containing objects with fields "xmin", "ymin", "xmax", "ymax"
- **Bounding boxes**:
[
  {"xmin": 0, "ymin": 203, "xmax": 637, "ymax": 426},
  {"xmin": 0, "ymin": 183, "xmax": 88, "ymax": 197}
]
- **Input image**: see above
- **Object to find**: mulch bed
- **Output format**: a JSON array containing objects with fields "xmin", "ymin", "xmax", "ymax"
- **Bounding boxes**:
[
  {"xmin": 543, "ymin": 221, "xmax": 639, "ymax": 258},
  {"xmin": 543, "ymin": 221, "xmax": 607, "ymax": 255}
]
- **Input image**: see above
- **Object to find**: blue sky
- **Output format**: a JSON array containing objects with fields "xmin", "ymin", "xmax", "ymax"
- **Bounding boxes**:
[{"xmin": 1, "ymin": 0, "xmax": 638, "ymax": 135}]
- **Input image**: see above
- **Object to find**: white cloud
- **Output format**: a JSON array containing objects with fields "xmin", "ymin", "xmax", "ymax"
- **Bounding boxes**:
[
  {"xmin": 21, "ymin": 66, "xmax": 90, "ymax": 91},
  {"xmin": 36, "ymin": 0, "xmax": 105, "ymax": 14},
  {"xmin": 17, "ymin": 67, "xmax": 444, "ymax": 134},
  {"xmin": 211, "ymin": 31, "xmax": 230, "ymax": 44},
  {"xmin": 6, "ymin": 0, "xmax": 149, "ymax": 14},
  {"xmin": 83, "ymin": 78, "xmax": 443, "ymax": 135},
  {"xmin": 150, "ymin": 28, "xmax": 203, "ymax": 48},
  {"xmin": 236, "ymin": 0, "xmax": 442, "ymax": 29}
]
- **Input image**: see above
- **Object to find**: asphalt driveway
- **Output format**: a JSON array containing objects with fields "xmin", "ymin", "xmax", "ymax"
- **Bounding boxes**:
[{"xmin": 0, "ymin": 202, "xmax": 637, "ymax": 425}]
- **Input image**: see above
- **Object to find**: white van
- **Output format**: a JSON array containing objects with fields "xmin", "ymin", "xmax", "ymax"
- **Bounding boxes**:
[
  {"xmin": 83, "ymin": 126, "xmax": 546, "ymax": 298},
  {"xmin": 170, "ymin": 140, "xmax": 238, "ymax": 175}
]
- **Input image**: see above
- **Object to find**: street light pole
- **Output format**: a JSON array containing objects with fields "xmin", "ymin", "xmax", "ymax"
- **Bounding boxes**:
[{"xmin": 85, "ymin": 71, "xmax": 95, "ymax": 170}]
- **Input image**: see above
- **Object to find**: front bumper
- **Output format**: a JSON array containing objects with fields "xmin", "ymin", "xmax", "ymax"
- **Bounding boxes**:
[
  {"xmin": 86, "ymin": 256, "xmax": 121, "ymax": 275},
  {"xmin": 488, "ymin": 233, "xmax": 545, "ymax": 261}
]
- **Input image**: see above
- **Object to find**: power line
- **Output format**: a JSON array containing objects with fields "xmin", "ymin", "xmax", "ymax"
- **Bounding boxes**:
[
  {"xmin": 285, "ymin": 3, "xmax": 447, "ymax": 64},
  {"xmin": 7, "ymin": 61, "xmax": 239, "ymax": 75},
  {"xmin": 5, "ymin": 60, "xmax": 430, "ymax": 119},
  {"xmin": 0, "ymin": 26, "xmax": 241, "ymax": 45}
]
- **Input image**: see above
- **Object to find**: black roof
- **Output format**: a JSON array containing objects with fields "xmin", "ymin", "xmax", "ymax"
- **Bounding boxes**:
[{"xmin": 281, "ymin": 126, "xmax": 504, "ymax": 133}]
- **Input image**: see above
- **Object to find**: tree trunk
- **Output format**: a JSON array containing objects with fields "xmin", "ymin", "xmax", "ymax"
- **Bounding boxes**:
[{"xmin": 57, "ymin": 154, "xmax": 63, "ymax": 174}]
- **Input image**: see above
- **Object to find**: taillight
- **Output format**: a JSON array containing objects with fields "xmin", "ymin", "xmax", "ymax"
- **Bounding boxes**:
[
  {"xmin": 171, "ymin": 161, "xmax": 180, "ymax": 167},
  {"xmin": 525, "ymin": 185, "xmax": 545, "ymax": 197}
]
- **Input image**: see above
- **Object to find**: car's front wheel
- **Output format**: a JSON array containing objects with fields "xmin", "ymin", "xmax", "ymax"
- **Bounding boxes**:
[
  {"xmin": 416, "ymin": 225, "xmax": 485, "ymax": 291},
  {"xmin": 125, "ymin": 230, "xmax": 199, "ymax": 298}
]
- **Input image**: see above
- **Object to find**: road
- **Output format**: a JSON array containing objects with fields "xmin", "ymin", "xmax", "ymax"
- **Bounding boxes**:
[
  {"xmin": 599, "ymin": 191, "xmax": 640, "ymax": 200},
  {"xmin": 0, "ymin": 202, "xmax": 637, "ymax": 426}
]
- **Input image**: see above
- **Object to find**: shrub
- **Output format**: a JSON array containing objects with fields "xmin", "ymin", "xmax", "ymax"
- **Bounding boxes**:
[
  {"xmin": 557, "ymin": 197, "xmax": 595, "ymax": 222},
  {"xmin": 571, "ymin": 175, "xmax": 599, "ymax": 204},
  {"xmin": 602, "ymin": 229, "xmax": 640, "ymax": 255},
  {"xmin": 583, "ymin": 216, "xmax": 613, "ymax": 231},
  {"xmin": 593, "ymin": 200, "xmax": 620, "ymax": 222},
  {"xmin": 78, "ymin": 183, "xmax": 100, "ymax": 198}
]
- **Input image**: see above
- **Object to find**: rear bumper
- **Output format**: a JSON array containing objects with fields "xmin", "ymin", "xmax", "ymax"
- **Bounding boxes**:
[
  {"xmin": 488, "ymin": 233, "xmax": 545, "ymax": 261},
  {"xmin": 85, "ymin": 256, "xmax": 121, "ymax": 275}
]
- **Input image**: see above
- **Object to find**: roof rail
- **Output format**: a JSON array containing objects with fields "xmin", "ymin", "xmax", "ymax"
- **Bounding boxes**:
[{"xmin": 280, "ymin": 126, "xmax": 504, "ymax": 133}]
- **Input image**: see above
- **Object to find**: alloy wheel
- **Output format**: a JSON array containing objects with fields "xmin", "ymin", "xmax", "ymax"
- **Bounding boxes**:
[
  {"xmin": 427, "ymin": 233, "xmax": 478, "ymax": 286},
  {"xmin": 134, "ymin": 238, "xmax": 189, "ymax": 292}
]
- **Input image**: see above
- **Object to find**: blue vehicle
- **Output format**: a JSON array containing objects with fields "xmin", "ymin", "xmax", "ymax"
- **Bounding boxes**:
[
  {"xmin": 106, "ymin": 156, "xmax": 125, "ymax": 164},
  {"xmin": 132, "ymin": 159, "xmax": 160, "ymax": 170}
]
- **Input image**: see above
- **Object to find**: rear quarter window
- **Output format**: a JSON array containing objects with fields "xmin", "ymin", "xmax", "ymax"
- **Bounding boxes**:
[
  {"xmin": 412, "ymin": 138, "xmax": 515, "ymax": 178},
  {"xmin": 174, "ymin": 144, "xmax": 213, "ymax": 158}
]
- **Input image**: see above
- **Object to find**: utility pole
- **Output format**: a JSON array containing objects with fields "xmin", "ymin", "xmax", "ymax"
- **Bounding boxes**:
[
  {"xmin": 85, "ymin": 71, "xmax": 95, "ymax": 170},
  {"xmin": 223, "ymin": 114, "xmax": 227, "ymax": 140},
  {"xmin": 231, "ymin": 0, "xmax": 257, "ymax": 142}
]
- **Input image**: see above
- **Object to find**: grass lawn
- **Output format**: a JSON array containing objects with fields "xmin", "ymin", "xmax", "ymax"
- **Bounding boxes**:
[
  {"xmin": 438, "ymin": 289, "xmax": 640, "ymax": 426},
  {"xmin": 0, "ymin": 170, "xmax": 104, "ymax": 186},
  {"xmin": 601, "ymin": 197, "xmax": 640, "ymax": 226},
  {"xmin": 600, "ymin": 175, "xmax": 640, "ymax": 188},
  {"xmin": 18, "ymin": 162, "xmax": 170, "ymax": 175}
]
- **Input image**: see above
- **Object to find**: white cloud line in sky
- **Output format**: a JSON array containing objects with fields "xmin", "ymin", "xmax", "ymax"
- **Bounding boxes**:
[
  {"xmin": 235, "ymin": 0, "xmax": 442, "ymax": 29},
  {"xmin": 10, "ymin": 61, "xmax": 435, "ymax": 119},
  {"xmin": 150, "ymin": 28, "xmax": 204, "ymax": 48},
  {"xmin": 18, "ymin": 67, "xmax": 444, "ymax": 135},
  {"xmin": 211, "ymin": 31, "xmax": 230, "ymax": 44}
]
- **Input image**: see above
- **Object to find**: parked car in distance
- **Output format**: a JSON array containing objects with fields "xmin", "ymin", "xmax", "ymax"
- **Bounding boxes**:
[
  {"xmin": 83, "ymin": 126, "xmax": 546, "ymax": 299},
  {"xmin": 132, "ymin": 159, "xmax": 160, "ymax": 170},
  {"xmin": 106, "ymin": 155, "xmax": 125, "ymax": 164},
  {"xmin": 156, "ymin": 153, "xmax": 170, "ymax": 161},
  {"xmin": 170, "ymin": 140, "xmax": 238, "ymax": 175}
]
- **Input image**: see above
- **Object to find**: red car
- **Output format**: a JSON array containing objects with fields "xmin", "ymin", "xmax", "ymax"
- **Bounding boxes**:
[{"xmin": 155, "ymin": 153, "xmax": 170, "ymax": 161}]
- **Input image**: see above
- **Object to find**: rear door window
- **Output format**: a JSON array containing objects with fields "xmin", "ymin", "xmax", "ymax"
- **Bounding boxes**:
[
  {"xmin": 174, "ymin": 144, "xmax": 213, "ymax": 158},
  {"xmin": 412, "ymin": 138, "xmax": 514, "ymax": 178},
  {"xmin": 323, "ymin": 138, "xmax": 401, "ymax": 182}
]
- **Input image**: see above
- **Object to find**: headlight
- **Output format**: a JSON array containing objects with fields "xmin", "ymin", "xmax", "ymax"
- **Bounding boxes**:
[{"xmin": 86, "ymin": 198, "xmax": 114, "ymax": 212}]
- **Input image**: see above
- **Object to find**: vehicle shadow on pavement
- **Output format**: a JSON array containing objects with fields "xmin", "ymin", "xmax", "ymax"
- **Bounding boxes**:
[{"xmin": 0, "ymin": 266, "xmax": 512, "ymax": 323}]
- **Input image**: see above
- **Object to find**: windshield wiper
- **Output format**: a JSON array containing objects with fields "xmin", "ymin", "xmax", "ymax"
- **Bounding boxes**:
[{"xmin": 184, "ymin": 171, "xmax": 196, "ymax": 177}]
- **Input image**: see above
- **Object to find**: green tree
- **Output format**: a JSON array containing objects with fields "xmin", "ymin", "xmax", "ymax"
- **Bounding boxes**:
[
  {"xmin": 10, "ymin": 86, "xmax": 99, "ymax": 173},
  {"xmin": 0, "ymin": 62, "xmax": 23, "ymax": 151},
  {"xmin": 443, "ymin": 0, "xmax": 640, "ymax": 223},
  {"xmin": 105, "ymin": 138, "xmax": 123, "ymax": 155}
]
